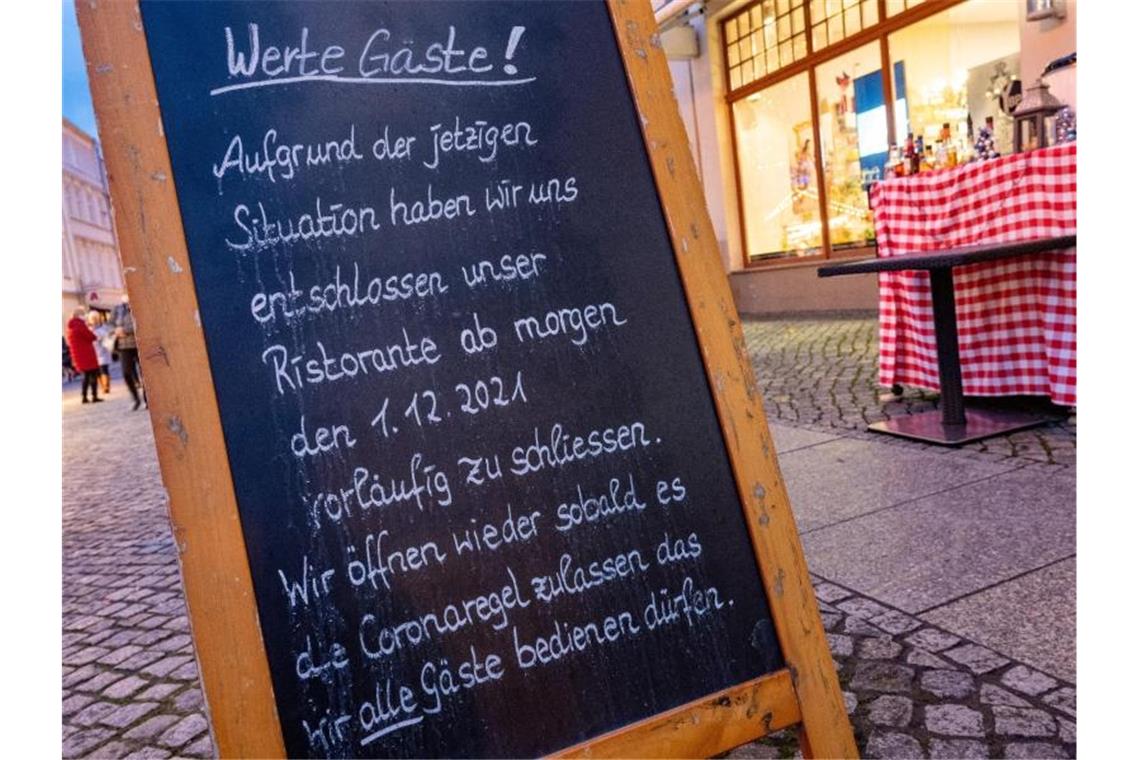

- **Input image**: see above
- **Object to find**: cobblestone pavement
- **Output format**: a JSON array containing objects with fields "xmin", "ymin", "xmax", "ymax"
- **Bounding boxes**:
[
  {"xmin": 727, "ymin": 577, "xmax": 1076, "ymax": 759},
  {"xmin": 741, "ymin": 315, "xmax": 1076, "ymax": 468},
  {"xmin": 62, "ymin": 381, "xmax": 215, "ymax": 760},
  {"xmin": 61, "ymin": 315, "xmax": 1075, "ymax": 758}
]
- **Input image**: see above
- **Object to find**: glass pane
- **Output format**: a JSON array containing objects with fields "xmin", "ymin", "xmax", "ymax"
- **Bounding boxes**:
[
  {"xmin": 753, "ymin": 52, "xmax": 767, "ymax": 77},
  {"xmin": 825, "ymin": 0, "xmax": 843, "ymax": 18},
  {"xmin": 733, "ymin": 72, "xmax": 823, "ymax": 262},
  {"xmin": 752, "ymin": 7, "xmax": 765, "ymax": 28},
  {"xmin": 765, "ymin": 22, "xmax": 778, "ymax": 48},
  {"xmin": 726, "ymin": 17, "xmax": 738, "ymax": 43},
  {"xmin": 886, "ymin": 0, "xmax": 905, "ymax": 16},
  {"xmin": 863, "ymin": 0, "xmax": 879, "ymax": 25},
  {"xmin": 810, "ymin": 0, "xmax": 824, "ymax": 23},
  {"xmin": 779, "ymin": 40, "xmax": 793, "ymax": 65},
  {"xmin": 777, "ymin": 0, "xmax": 790, "ymax": 15},
  {"xmin": 844, "ymin": 0, "xmax": 859, "ymax": 8},
  {"xmin": 728, "ymin": 42, "xmax": 740, "ymax": 66},
  {"xmin": 812, "ymin": 22, "xmax": 828, "ymax": 51},
  {"xmin": 730, "ymin": 66, "xmax": 742, "ymax": 90},
  {"xmin": 828, "ymin": 15, "xmax": 843, "ymax": 43},
  {"xmin": 793, "ymin": 32, "xmax": 808, "ymax": 60},
  {"xmin": 792, "ymin": 10, "xmax": 805, "ymax": 34},
  {"xmin": 739, "ymin": 11, "xmax": 751, "ymax": 34},
  {"xmin": 815, "ymin": 42, "xmax": 882, "ymax": 249},
  {"xmin": 845, "ymin": 6, "xmax": 861, "ymax": 34},
  {"xmin": 889, "ymin": 0, "xmax": 1022, "ymax": 158},
  {"xmin": 763, "ymin": 0, "xmax": 777, "ymax": 24},
  {"xmin": 766, "ymin": 48, "xmax": 780, "ymax": 74},
  {"xmin": 778, "ymin": 14, "xmax": 792, "ymax": 41},
  {"xmin": 751, "ymin": 31, "xmax": 764, "ymax": 59}
]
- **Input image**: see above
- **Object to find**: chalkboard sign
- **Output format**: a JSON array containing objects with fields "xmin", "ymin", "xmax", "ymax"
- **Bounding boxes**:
[{"xmin": 79, "ymin": 1, "xmax": 855, "ymax": 757}]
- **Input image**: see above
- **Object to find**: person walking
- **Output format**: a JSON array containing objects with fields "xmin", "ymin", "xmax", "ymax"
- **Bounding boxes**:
[
  {"xmin": 112, "ymin": 296, "xmax": 145, "ymax": 410},
  {"xmin": 66, "ymin": 308, "xmax": 102, "ymax": 403},
  {"xmin": 88, "ymin": 311, "xmax": 114, "ymax": 396}
]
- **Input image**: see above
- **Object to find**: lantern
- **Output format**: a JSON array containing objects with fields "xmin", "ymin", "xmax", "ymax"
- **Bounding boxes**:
[{"xmin": 1012, "ymin": 79, "xmax": 1063, "ymax": 153}]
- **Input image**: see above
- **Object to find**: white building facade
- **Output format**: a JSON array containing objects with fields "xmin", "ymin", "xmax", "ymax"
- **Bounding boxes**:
[{"xmin": 63, "ymin": 118, "xmax": 125, "ymax": 328}]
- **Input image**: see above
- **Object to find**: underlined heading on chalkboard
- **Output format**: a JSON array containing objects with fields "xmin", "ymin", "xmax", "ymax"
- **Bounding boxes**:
[{"xmin": 214, "ymin": 24, "xmax": 534, "ymax": 95}]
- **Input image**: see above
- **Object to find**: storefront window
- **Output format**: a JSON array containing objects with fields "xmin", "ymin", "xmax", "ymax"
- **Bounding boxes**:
[
  {"xmin": 889, "ymin": 0, "xmax": 1021, "ymax": 158},
  {"xmin": 814, "ymin": 43, "xmax": 882, "ymax": 250},
  {"xmin": 733, "ymin": 73, "xmax": 823, "ymax": 262},
  {"xmin": 886, "ymin": 0, "xmax": 926, "ymax": 16}
]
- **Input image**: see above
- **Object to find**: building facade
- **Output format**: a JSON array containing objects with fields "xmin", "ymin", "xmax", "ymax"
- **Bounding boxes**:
[
  {"xmin": 63, "ymin": 118, "xmax": 125, "ymax": 328},
  {"xmin": 657, "ymin": 0, "xmax": 1076, "ymax": 314}
]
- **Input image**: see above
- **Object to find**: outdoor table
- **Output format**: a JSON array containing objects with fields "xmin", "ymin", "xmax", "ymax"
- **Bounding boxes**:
[
  {"xmin": 818, "ymin": 235, "xmax": 1075, "ymax": 445},
  {"xmin": 869, "ymin": 143, "xmax": 1077, "ymax": 410}
]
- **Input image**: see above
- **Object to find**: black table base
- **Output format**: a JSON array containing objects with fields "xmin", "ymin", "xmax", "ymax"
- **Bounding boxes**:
[
  {"xmin": 817, "ymin": 235, "xmax": 1076, "ymax": 447},
  {"xmin": 869, "ymin": 407, "xmax": 1056, "ymax": 446}
]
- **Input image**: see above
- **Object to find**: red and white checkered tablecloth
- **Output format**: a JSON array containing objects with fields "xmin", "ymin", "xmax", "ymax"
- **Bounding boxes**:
[{"xmin": 870, "ymin": 142, "xmax": 1076, "ymax": 407}]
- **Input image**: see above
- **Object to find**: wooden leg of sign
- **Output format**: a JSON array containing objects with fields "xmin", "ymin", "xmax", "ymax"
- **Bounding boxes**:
[{"xmin": 605, "ymin": 1, "xmax": 858, "ymax": 757}]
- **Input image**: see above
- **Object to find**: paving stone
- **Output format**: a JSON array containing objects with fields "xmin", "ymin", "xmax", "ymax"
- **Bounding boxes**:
[
  {"xmin": 72, "ymin": 700, "xmax": 118, "ymax": 727},
  {"xmin": 837, "ymin": 597, "xmax": 893, "ymax": 621},
  {"xmin": 100, "ymin": 644, "xmax": 145, "ymax": 666},
  {"xmin": 870, "ymin": 610, "xmax": 923, "ymax": 635},
  {"xmin": 1003, "ymin": 742, "xmax": 1069, "ymax": 758},
  {"xmin": 929, "ymin": 738, "xmax": 989, "ymax": 758},
  {"xmin": 155, "ymin": 633, "xmax": 193, "ymax": 652},
  {"xmin": 826, "ymin": 633, "xmax": 854, "ymax": 657},
  {"xmin": 118, "ymin": 650, "xmax": 166, "ymax": 671},
  {"xmin": 173, "ymin": 687, "xmax": 206, "ymax": 712},
  {"xmin": 813, "ymin": 582, "xmax": 852, "ymax": 603},
  {"xmin": 850, "ymin": 661, "xmax": 914, "ymax": 694},
  {"xmin": 169, "ymin": 660, "xmax": 202, "ymax": 681},
  {"xmin": 844, "ymin": 616, "xmax": 883, "ymax": 636},
  {"xmin": 942, "ymin": 644, "xmax": 1010, "ymax": 674},
  {"xmin": 158, "ymin": 713, "xmax": 209, "ymax": 749},
  {"xmin": 993, "ymin": 706, "xmax": 1057, "ymax": 737},
  {"xmin": 925, "ymin": 704, "xmax": 985, "ymax": 737},
  {"xmin": 122, "ymin": 747, "xmax": 173, "ymax": 759},
  {"xmin": 725, "ymin": 743, "xmax": 783, "ymax": 759},
  {"xmin": 859, "ymin": 636, "xmax": 903, "ymax": 660},
  {"xmin": 920, "ymin": 669, "xmax": 976, "ymax": 699},
  {"xmin": 143, "ymin": 655, "xmax": 192, "ymax": 678},
  {"xmin": 980, "ymin": 683, "xmax": 1031, "ymax": 708},
  {"xmin": 94, "ymin": 740, "xmax": 132, "ymax": 756},
  {"xmin": 904, "ymin": 628, "xmax": 963, "ymax": 652},
  {"xmin": 136, "ymin": 682, "xmax": 181, "ymax": 701},
  {"xmin": 100, "ymin": 700, "xmax": 159, "ymax": 729},
  {"xmin": 1058, "ymin": 718, "xmax": 1076, "ymax": 744},
  {"xmin": 69, "ymin": 646, "xmax": 112, "ymax": 666},
  {"xmin": 62, "ymin": 727, "xmax": 115, "ymax": 758},
  {"xmin": 103, "ymin": 674, "xmax": 150, "ymax": 699},
  {"xmin": 62, "ymin": 693, "xmax": 94, "ymax": 717},
  {"xmin": 1001, "ymin": 665, "xmax": 1059, "ymax": 697},
  {"xmin": 865, "ymin": 731, "xmax": 925, "ymax": 759},
  {"xmin": 181, "ymin": 734, "xmax": 216, "ymax": 758},
  {"xmin": 131, "ymin": 629, "xmax": 173, "ymax": 647},
  {"xmin": 76, "ymin": 670, "xmax": 127, "ymax": 695},
  {"xmin": 1042, "ymin": 686, "xmax": 1076, "ymax": 718},
  {"xmin": 124, "ymin": 714, "xmax": 180, "ymax": 742},
  {"xmin": 906, "ymin": 649, "xmax": 949, "ymax": 669},
  {"xmin": 820, "ymin": 611, "xmax": 842, "ymax": 631},
  {"xmin": 868, "ymin": 695, "xmax": 913, "ymax": 728}
]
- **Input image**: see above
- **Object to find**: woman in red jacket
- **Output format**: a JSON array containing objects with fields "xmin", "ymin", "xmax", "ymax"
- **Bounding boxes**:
[{"xmin": 66, "ymin": 308, "xmax": 102, "ymax": 403}]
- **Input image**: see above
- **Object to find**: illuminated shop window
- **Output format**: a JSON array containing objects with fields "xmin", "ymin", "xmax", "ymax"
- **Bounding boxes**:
[{"xmin": 733, "ymin": 73, "xmax": 823, "ymax": 262}]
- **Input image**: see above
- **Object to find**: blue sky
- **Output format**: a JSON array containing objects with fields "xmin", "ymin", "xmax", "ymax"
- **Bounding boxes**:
[{"xmin": 62, "ymin": 1, "xmax": 98, "ymax": 137}]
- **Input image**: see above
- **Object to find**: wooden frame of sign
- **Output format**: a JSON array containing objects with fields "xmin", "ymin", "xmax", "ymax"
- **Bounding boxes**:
[{"xmin": 78, "ymin": 0, "xmax": 856, "ymax": 757}]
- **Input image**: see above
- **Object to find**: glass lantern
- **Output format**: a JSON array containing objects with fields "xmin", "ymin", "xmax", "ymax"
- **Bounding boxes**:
[{"xmin": 1012, "ymin": 79, "xmax": 1064, "ymax": 153}]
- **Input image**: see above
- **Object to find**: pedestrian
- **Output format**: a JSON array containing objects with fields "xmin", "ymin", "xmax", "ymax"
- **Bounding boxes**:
[
  {"xmin": 66, "ymin": 308, "xmax": 102, "ymax": 403},
  {"xmin": 112, "ymin": 295, "xmax": 146, "ymax": 410},
  {"xmin": 88, "ymin": 310, "xmax": 114, "ymax": 396}
]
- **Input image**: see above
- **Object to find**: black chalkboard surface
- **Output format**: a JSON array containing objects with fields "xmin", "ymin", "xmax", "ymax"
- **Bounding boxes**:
[{"xmin": 140, "ymin": 1, "xmax": 783, "ymax": 756}]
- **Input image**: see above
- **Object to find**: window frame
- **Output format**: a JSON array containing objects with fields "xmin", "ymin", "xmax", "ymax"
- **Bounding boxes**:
[{"xmin": 722, "ymin": 0, "xmax": 965, "ymax": 267}]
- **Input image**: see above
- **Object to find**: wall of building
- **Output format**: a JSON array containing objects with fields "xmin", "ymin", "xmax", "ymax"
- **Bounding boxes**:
[
  {"xmin": 1020, "ymin": 0, "xmax": 1076, "ymax": 108},
  {"xmin": 729, "ymin": 263, "xmax": 877, "ymax": 316},
  {"xmin": 63, "ymin": 119, "xmax": 125, "ymax": 328}
]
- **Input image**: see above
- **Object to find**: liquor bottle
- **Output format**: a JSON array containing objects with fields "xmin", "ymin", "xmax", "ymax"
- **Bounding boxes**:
[
  {"xmin": 913, "ymin": 135, "xmax": 924, "ymax": 174},
  {"xmin": 904, "ymin": 132, "xmax": 915, "ymax": 175}
]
